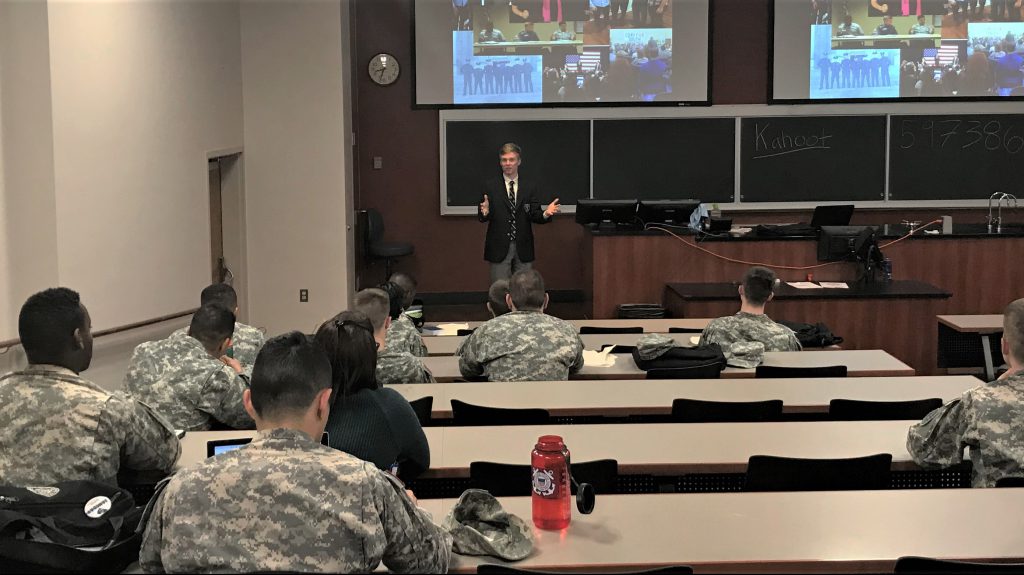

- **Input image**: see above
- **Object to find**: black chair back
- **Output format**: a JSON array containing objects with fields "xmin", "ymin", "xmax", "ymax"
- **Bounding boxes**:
[
  {"xmin": 450, "ymin": 399, "xmax": 550, "ymax": 426},
  {"xmin": 744, "ymin": 453, "xmax": 892, "ymax": 492},
  {"xmin": 456, "ymin": 328, "xmax": 476, "ymax": 336},
  {"xmin": 366, "ymin": 208, "xmax": 385, "ymax": 244},
  {"xmin": 995, "ymin": 476, "xmax": 1024, "ymax": 487},
  {"xmin": 470, "ymin": 459, "xmax": 618, "ymax": 497},
  {"xmin": 579, "ymin": 326, "xmax": 643, "ymax": 334},
  {"xmin": 407, "ymin": 396, "xmax": 432, "ymax": 427},
  {"xmin": 668, "ymin": 327, "xmax": 703, "ymax": 334},
  {"xmin": 829, "ymin": 398, "xmax": 942, "ymax": 421},
  {"xmin": 894, "ymin": 556, "xmax": 1024, "ymax": 574},
  {"xmin": 646, "ymin": 362, "xmax": 723, "ymax": 380},
  {"xmin": 477, "ymin": 565, "xmax": 692, "ymax": 574},
  {"xmin": 671, "ymin": 398, "xmax": 783, "ymax": 423},
  {"xmin": 755, "ymin": 365, "xmax": 848, "ymax": 378}
]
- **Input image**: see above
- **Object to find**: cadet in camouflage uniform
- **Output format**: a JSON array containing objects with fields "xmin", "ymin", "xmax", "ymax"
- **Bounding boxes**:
[
  {"xmin": 0, "ymin": 288, "xmax": 180, "ymax": 486},
  {"xmin": 386, "ymin": 273, "xmax": 429, "ymax": 357},
  {"xmin": 361, "ymin": 287, "xmax": 435, "ymax": 384},
  {"xmin": 140, "ymin": 332, "xmax": 451, "ymax": 573},
  {"xmin": 458, "ymin": 269, "xmax": 583, "ymax": 381},
  {"xmin": 698, "ymin": 266, "xmax": 801, "ymax": 362},
  {"xmin": 125, "ymin": 304, "xmax": 253, "ymax": 430},
  {"xmin": 907, "ymin": 299, "xmax": 1024, "ymax": 487},
  {"xmin": 172, "ymin": 283, "xmax": 265, "ymax": 367}
]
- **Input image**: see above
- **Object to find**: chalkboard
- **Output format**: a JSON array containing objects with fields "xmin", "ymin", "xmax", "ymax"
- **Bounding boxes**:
[
  {"xmin": 445, "ymin": 120, "xmax": 591, "ymax": 207},
  {"xmin": 740, "ymin": 116, "xmax": 887, "ymax": 202},
  {"xmin": 889, "ymin": 115, "xmax": 1024, "ymax": 200},
  {"xmin": 592, "ymin": 118, "xmax": 735, "ymax": 203}
]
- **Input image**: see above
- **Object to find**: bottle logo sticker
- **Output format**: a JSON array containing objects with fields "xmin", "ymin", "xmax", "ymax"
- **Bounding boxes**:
[
  {"xmin": 84, "ymin": 496, "xmax": 112, "ymax": 519},
  {"xmin": 532, "ymin": 467, "xmax": 556, "ymax": 497}
]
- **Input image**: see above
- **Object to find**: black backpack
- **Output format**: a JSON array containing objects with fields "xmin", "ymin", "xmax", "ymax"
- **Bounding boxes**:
[
  {"xmin": 0, "ymin": 479, "xmax": 165, "ymax": 573},
  {"xmin": 631, "ymin": 343, "xmax": 726, "ymax": 371},
  {"xmin": 777, "ymin": 320, "xmax": 844, "ymax": 348}
]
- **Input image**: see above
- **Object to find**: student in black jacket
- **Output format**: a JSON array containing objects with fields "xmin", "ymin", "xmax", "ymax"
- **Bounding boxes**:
[{"xmin": 478, "ymin": 142, "xmax": 561, "ymax": 283}]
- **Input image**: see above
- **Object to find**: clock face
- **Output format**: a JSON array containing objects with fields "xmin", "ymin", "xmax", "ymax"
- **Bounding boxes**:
[{"xmin": 368, "ymin": 53, "xmax": 400, "ymax": 86}]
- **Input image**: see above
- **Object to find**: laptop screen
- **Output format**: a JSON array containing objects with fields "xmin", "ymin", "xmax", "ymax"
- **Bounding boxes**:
[
  {"xmin": 810, "ymin": 205, "xmax": 855, "ymax": 228},
  {"xmin": 206, "ymin": 432, "xmax": 330, "ymax": 457}
]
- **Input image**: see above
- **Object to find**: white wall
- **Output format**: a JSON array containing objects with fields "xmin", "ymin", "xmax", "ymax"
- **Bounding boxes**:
[
  {"xmin": 0, "ymin": 0, "xmax": 59, "ymax": 342},
  {"xmin": 240, "ymin": 0, "xmax": 354, "ymax": 337},
  {"xmin": 45, "ymin": 0, "xmax": 244, "ymax": 334}
]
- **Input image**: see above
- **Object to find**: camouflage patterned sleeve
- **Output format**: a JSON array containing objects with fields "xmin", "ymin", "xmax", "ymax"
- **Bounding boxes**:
[
  {"xmin": 906, "ymin": 395, "xmax": 971, "ymax": 469},
  {"xmin": 100, "ymin": 393, "xmax": 181, "ymax": 474},
  {"xmin": 456, "ymin": 332, "xmax": 486, "ymax": 379},
  {"xmin": 568, "ymin": 333, "xmax": 585, "ymax": 375},
  {"xmin": 123, "ymin": 344, "xmax": 154, "ymax": 393},
  {"xmin": 698, "ymin": 321, "xmax": 720, "ymax": 347},
  {"xmin": 410, "ymin": 332, "xmax": 429, "ymax": 358},
  {"xmin": 374, "ymin": 471, "xmax": 452, "ymax": 573},
  {"xmin": 139, "ymin": 482, "xmax": 169, "ymax": 573},
  {"xmin": 198, "ymin": 366, "xmax": 254, "ymax": 429}
]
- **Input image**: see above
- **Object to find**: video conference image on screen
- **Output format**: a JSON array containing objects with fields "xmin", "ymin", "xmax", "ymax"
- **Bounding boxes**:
[
  {"xmin": 415, "ymin": 0, "xmax": 710, "ymax": 105},
  {"xmin": 774, "ymin": 0, "xmax": 1024, "ymax": 100}
]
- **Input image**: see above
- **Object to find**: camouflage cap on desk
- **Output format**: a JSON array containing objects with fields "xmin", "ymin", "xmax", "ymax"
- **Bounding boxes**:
[
  {"xmin": 724, "ymin": 341, "xmax": 765, "ymax": 369},
  {"xmin": 442, "ymin": 489, "xmax": 534, "ymax": 561},
  {"xmin": 635, "ymin": 334, "xmax": 677, "ymax": 361}
]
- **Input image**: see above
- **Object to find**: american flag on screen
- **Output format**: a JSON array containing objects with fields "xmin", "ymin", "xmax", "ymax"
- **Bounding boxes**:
[
  {"xmin": 564, "ymin": 53, "xmax": 581, "ymax": 71},
  {"xmin": 923, "ymin": 45, "xmax": 959, "ymax": 66},
  {"xmin": 565, "ymin": 51, "xmax": 602, "ymax": 72}
]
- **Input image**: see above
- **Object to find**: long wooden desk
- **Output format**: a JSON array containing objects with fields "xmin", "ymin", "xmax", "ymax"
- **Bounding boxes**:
[
  {"xmin": 938, "ymin": 314, "xmax": 1004, "ymax": 380},
  {"xmin": 389, "ymin": 375, "xmax": 977, "ymax": 418},
  {"xmin": 176, "ymin": 420, "xmax": 918, "ymax": 477},
  {"xmin": 422, "ymin": 490, "xmax": 1024, "ymax": 573},
  {"xmin": 422, "ymin": 318, "xmax": 710, "ymax": 336},
  {"xmin": 424, "ymin": 331, "xmax": 698, "ymax": 356},
  {"xmin": 422, "ymin": 349, "xmax": 915, "ymax": 382}
]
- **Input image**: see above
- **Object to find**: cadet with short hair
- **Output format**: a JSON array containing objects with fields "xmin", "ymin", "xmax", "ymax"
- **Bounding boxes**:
[
  {"xmin": 173, "ymin": 283, "xmax": 265, "ymax": 367},
  {"xmin": 698, "ymin": 266, "xmax": 801, "ymax": 362},
  {"xmin": 457, "ymin": 269, "xmax": 584, "ymax": 381},
  {"xmin": 907, "ymin": 299, "xmax": 1024, "ymax": 487},
  {"xmin": 382, "ymin": 277, "xmax": 429, "ymax": 357},
  {"xmin": 139, "ymin": 332, "xmax": 452, "ymax": 573},
  {"xmin": 125, "ymin": 304, "xmax": 253, "ymax": 430},
  {"xmin": 487, "ymin": 278, "xmax": 511, "ymax": 317},
  {"xmin": 0, "ymin": 288, "xmax": 180, "ymax": 486},
  {"xmin": 361, "ymin": 288, "xmax": 435, "ymax": 384}
]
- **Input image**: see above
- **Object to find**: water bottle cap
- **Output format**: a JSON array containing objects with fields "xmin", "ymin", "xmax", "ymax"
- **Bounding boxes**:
[{"xmin": 535, "ymin": 435, "xmax": 564, "ymax": 450}]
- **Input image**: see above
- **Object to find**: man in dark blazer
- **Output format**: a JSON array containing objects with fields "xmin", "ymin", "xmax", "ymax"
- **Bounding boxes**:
[{"xmin": 478, "ymin": 142, "xmax": 560, "ymax": 283}]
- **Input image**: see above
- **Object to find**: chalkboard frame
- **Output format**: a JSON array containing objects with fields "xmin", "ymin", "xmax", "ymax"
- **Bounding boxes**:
[{"xmin": 440, "ymin": 104, "xmax": 1024, "ymax": 214}]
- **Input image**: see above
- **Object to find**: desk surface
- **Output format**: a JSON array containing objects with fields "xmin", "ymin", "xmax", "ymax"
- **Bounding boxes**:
[
  {"xmin": 423, "ymin": 318, "xmax": 710, "ymax": 336},
  {"xmin": 389, "ymin": 375, "xmax": 977, "ymax": 418},
  {"xmin": 424, "ymin": 489, "xmax": 1024, "ymax": 573},
  {"xmin": 422, "ymin": 349, "xmax": 915, "ymax": 381},
  {"xmin": 938, "ymin": 314, "xmax": 1004, "ymax": 334},
  {"xmin": 177, "ymin": 420, "xmax": 917, "ymax": 477},
  {"xmin": 424, "ymin": 331, "xmax": 700, "ymax": 356},
  {"xmin": 667, "ymin": 280, "xmax": 951, "ymax": 301}
]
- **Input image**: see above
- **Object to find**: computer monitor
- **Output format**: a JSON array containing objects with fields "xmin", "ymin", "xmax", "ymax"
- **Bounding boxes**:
[
  {"xmin": 637, "ymin": 200, "xmax": 701, "ymax": 227},
  {"xmin": 810, "ymin": 205, "xmax": 855, "ymax": 228},
  {"xmin": 575, "ymin": 199, "xmax": 639, "ymax": 230},
  {"xmin": 817, "ymin": 226, "xmax": 879, "ymax": 262}
]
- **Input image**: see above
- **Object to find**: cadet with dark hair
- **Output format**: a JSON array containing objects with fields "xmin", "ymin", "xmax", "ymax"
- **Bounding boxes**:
[
  {"xmin": 360, "ymin": 288, "xmax": 435, "ymax": 384},
  {"xmin": 172, "ymin": 283, "xmax": 265, "ymax": 368},
  {"xmin": 382, "ymin": 276, "xmax": 429, "ymax": 357},
  {"xmin": 699, "ymin": 266, "xmax": 801, "ymax": 365},
  {"xmin": 315, "ymin": 310, "xmax": 431, "ymax": 479},
  {"xmin": 125, "ymin": 304, "xmax": 253, "ymax": 430},
  {"xmin": 487, "ymin": 278, "xmax": 511, "ymax": 317},
  {"xmin": 457, "ymin": 269, "xmax": 583, "ymax": 381},
  {"xmin": 908, "ymin": 299, "xmax": 1024, "ymax": 487},
  {"xmin": 0, "ymin": 288, "xmax": 180, "ymax": 485},
  {"xmin": 140, "ymin": 332, "xmax": 451, "ymax": 573}
]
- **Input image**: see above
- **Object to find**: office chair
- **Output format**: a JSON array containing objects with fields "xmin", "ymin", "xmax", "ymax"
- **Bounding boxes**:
[
  {"xmin": 579, "ymin": 326, "xmax": 644, "ymax": 334},
  {"xmin": 365, "ymin": 208, "xmax": 413, "ymax": 280},
  {"xmin": 828, "ymin": 398, "xmax": 942, "ymax": 421},
  {"xmin": 668, "ymin": 327, "xmax": 703, "ymax": 334},
  {"xmin": 755, "ymin": 365, "xmax": 848, "ymax": 378},
  {"xmin": 407, "ymin": 396, "xmax": 433, "ymax": 427},
  {"xmin": 894, "ymin": 556, "xmax": 1024, "ymax": 573},
  {"xmin": 671, "ymin": 398, "xmax": 783, "ymax": 423},
  {"xmin": 470, "ymin": 459, "xmax": 618, "ymax": 497},
  {"xmin": 744, "ymin": 453, "xmax": 892, "ymax": 491},
  {"xmin": 450, "ymin": 399, "xmax": 550, "ymax": 426},
  {"xmin": 646, "ymin": 362, "xmax": 724, "ymax": 380},
  {"xmin": 477, "ymin": 565, "xmax": 692, "ymax": 574},
  {"xmin": 456, "ymin": 328, "xmax": 476, "ymax": 336}
]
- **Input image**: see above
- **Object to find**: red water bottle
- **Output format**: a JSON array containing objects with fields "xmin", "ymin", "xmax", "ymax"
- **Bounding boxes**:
[{"xmin": 531, "ymin": 435, "xmax": 571, "ymax": 530}]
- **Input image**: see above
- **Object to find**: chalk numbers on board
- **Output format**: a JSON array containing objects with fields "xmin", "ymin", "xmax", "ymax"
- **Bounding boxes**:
[{"xmin": 899, "ymin": 119, "xmax": 1024, "ymax": 154}]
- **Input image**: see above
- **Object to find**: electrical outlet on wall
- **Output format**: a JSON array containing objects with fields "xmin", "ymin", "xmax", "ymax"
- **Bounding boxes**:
[{"xmin": 299, "ymin": 289, "xmax": 308, "ymax": 303}]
